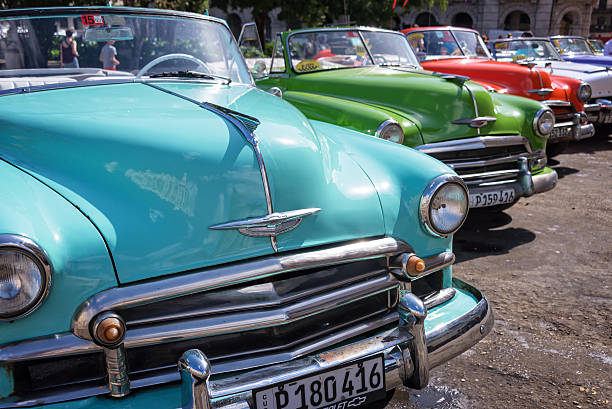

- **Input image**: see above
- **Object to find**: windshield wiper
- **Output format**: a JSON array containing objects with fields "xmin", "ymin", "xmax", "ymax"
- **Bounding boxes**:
[
  {"xmin": 149, "ymin": 70, "xmax": 231, "ymax": 84},
  {"xmin": 380, "ymin": 63, "xmax": 420, "ymax": 69}
]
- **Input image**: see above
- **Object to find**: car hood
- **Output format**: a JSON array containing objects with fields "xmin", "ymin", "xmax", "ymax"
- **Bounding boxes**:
[
  {"xmin": 0, "ymin": 81, "xmax": 385, "ymax": 283},
  {"xmin": 562, "ymin": 55, "xmax": 612, "ymax": 67},
  {"xmin": 286, "ymin": 66, "xmax": 519, "ymax": 143},
  {"xmin": 421, "ymin": 58, "xmax": 549, "ymax": 101},
  {"xmin": 540, "ymin": 61, "xmax": 612, "ymax": 99}
]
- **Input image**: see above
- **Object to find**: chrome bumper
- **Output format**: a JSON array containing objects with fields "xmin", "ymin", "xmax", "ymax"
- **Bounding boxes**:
[
  {"xmin": 575, "ymin": 123, "xmax": 595, "ymax": 140},
  {"xmin": 179, "ymin": 279, "xmax": 493, "ymax": 409},
  {"xmin": 532, "ymin": 169, "xmax": 558, "ymax": 194}
]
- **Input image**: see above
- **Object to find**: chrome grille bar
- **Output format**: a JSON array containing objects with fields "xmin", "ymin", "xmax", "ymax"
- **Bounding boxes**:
[{"xmin": 72, "ymin": 237, "xmax": 412, "ymax": 340}]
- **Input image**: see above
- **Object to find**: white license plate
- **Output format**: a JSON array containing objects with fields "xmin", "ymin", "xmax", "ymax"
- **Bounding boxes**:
[
  {"xmin": 469, "ymin": 188, "xmax": 515, "ymax": 208},
  {"xmin": 254, "ymin": 355, "xmax": 386, "ymax": 409},
  {"xmin": 550, "ymin": 126, "xmax": 573, "ymax": 140}
]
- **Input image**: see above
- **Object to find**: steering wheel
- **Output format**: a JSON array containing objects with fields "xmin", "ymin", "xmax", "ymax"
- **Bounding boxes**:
[
  {"xmin": 372, "ymin": 54, "xmax": 390, "ymax": 64},
  {"xmin": 136, "ymin": 53, "xmax": 211, "ymax": 78}
]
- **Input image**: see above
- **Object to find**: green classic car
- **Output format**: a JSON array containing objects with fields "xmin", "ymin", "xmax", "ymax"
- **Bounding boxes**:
[
  {"xmin": 254, "ymin": 27, "xmax": 559, "ymax": 210},
  {"xmin": 0, "ymin": 7, "xmax": 494, "ymax": 409}
]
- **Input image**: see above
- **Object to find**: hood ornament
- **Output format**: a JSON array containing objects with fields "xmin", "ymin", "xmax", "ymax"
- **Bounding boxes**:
[{"xmin": 210, "ymin": 208, "xmax": 321, "ymax": 237}]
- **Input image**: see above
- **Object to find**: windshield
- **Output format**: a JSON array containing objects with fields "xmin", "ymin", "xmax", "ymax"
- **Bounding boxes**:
[
  {"xmin": 286, "ymin": 29, "xmax": 419, "ymax": 74},
  {"xmin": 493, "ymin": 39, "xmax": 563, "ymax": 62},
  {"xmin": 407, "ymin": 30, "xmax": 491, "ymax": 61},
  {"xmin": 0, "ymin": 10, "xmax": 252, "ymax": 92},
  {"xmin": 588, "ymin": 39, "xmax": 604, "ymax": 54},
  {"xmin": 552, "ymin": 37, "xmax": 594, "ymax": 56}
]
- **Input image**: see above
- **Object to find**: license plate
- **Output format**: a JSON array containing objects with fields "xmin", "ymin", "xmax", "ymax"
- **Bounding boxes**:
[
  {"xmin": 254, "ymin": 355, "xmax": 386, "ymax": 409},
  {"xmin": 550, "ymin": 126, "xmax": 573, "ymax": 140},
  {"xmin": 469, "ymin": 189, "xmax": 515, "ymax": 208}
]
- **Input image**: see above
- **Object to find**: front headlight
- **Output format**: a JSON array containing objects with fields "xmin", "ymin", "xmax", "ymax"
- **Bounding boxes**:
[
  {"xmin": 375, "ymin": 120, "xmax": 404, "ymax": 144},
  {"xmin": 533, "ymin": 108, "xmax": 555, "ymax": 137},
  {"xmin": 577, "ymin": 83, "xmax": 592, "ymax": 102},
  {"xmin": 420, "ymin": 175, "xmax": 469, "ymax": 237},
  {"xmin": 0, "ymin": 235, "xmax": 51, "ymax": 320}
]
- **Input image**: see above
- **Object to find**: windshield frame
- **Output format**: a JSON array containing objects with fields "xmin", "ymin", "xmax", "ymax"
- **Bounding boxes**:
[
  {"xmin": 551, "ymin": 36, "xmax": 596, "ymax": 56},
  {"xmin": 284, "ymin": 27, "xmax": 419, "ymax": 75},
  {"xmin": 0, "ymin": 6, "xmax": 254, "ymax": 89},
  {"xmin": 407, "ymin": 28, "xmax": 493, "ymax": 61},
  {"xmin": 491, "ymin": 39, "xmax": 564, "ymax": 62}
]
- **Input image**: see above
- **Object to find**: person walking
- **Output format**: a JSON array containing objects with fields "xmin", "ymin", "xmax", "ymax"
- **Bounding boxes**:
[
  {"xmin": 60, "ymin": 28, "xmax": 79, "ymax": 68},
  {"xmin": 99, "ymin": 40, "xmax": 120, "ymax": 70}
]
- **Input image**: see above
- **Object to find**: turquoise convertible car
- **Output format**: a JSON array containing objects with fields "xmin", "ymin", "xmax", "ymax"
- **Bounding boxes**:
[{"xmin": 0, "ymin": 7, "xmax": 492, "ymax": 409}]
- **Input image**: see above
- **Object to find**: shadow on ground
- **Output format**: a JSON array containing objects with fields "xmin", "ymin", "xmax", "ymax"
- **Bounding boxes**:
[
  {"xmin": 453, "ymin": 210, "xmax": 535, "ymax": 264},
  {"xmin": 563, "ymin": 134, "xmax": 612, "ymax": 155}
]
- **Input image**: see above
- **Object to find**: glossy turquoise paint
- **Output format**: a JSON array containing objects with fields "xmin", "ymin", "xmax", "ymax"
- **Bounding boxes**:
[
  {"xmin": 152, "ymin": 83, "xmax": 388, "ymax": 252},
  {"xmin": 0, "ymin": 160, "xmax": 116, "ymax": 344},
  {"xmin": 0, "ymin": 83, "xmax": 274, "ymax": 284},
  {"xmin": 424, "ymin": 282, "xmax": 478, "ymax": 333},
  {"xmin": 308, "ymin": 121, "xmax": 452, "ymax": 257}
]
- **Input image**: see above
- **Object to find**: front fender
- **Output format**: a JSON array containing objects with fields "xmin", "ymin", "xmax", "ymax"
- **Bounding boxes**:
[
  {"xmin": 490, "ymin": 92, "xmax": 548, "ymax": 151},
  {"xmin": 308, "ymin": 120, "xmax": 453, "ymax": 260},
  {"xmin": 284, "ymin": 90, "xmax": 424, "ymax": 146},
  {"xmin": 0, "ymin": 159, "xmax": 116, "ymax": 344}
]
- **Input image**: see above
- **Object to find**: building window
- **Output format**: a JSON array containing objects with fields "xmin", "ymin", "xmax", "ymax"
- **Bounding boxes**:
[
  {"xmin": 504, "ymin": 11, "xmax": 530, "ymax": 31},
  {"xmin": 452, "ymin": 12, "xmax": 473, "ymax": 28}
]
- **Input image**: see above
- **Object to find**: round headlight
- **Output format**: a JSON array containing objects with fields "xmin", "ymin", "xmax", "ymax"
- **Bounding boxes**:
[
  {"xmin": 533, "ymin": 108, "xmax": 555, "ymax": 137},
  {"xmin": 375, "ymin": 120, "xmax": 404, "ymax": 144},
  {"xmin": 420, "ymin": 175, "xmax": 469, "ymax": 237},
  {"xmin": 577, "ymin": 83, "xmax": 592, "ymax": 102},
  {"xmin": 0, "ymin": 236, "xmax": 51, "ymax": 320}
]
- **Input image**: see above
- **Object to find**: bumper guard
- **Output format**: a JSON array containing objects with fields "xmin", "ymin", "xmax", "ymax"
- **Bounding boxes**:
[{"xmin": 178, "ymin": 279, "xmax": 493, "ymax": 409}]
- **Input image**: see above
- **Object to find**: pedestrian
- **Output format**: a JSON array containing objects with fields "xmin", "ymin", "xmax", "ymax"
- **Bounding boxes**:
[
  {"xmin": 604, "ymin": 38, "xmax": 612, "ymax": 56},
  {"xmin": 60, "ymin": 28, "xmax": 79, "ymax": 68},
  {"xmin": 99, "ymin": 40, "xmax": 120, "ymax": 70},
  {"xmin": 482, "ymin": 34, "xmax": 489, "ymax": 44}
]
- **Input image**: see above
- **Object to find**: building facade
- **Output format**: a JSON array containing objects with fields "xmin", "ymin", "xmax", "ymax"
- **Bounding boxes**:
[{"xmin": 212, "ymin": 0, "xmax": 597, "ymax": 42}]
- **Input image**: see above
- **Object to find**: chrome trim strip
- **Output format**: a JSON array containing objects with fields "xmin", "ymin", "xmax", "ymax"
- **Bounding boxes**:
[
  {"xmin": 415, "ymin": 135, "xmax": 532, "ymax": 154},
  {"xmin": 0, "ymin": 332, "xmax": 97, "ymax": 363},
  {"xmin": 71, "ymin": 237, "xmax": 411, "ymax": 340},
  {"xmin": 419, "ymin": 175, "xmax": 469, "ymax": 238},
  {"xmin": 584, "ymin": 103, "xmax": 601, "ymax": 112},
  {"xmin": 542, "ymin": 100, "xmax": 572, "ymax": 107},
  {"xmin": 121, "ymin": 275, "xmax": 398, "ymax": 348},
  {"xmin": 462, "ymin": 84, "xmax": 481, "ymax": 135},
  {"xmin": 527, "ymin": 88, "xmax": 554, "ymax": 95},
  {"xmin": 451, "ymin": 116, "xmax": 497, "ymax": 129},
  {"xmin": 142, "ymin": 82, "xmax": 278, "ymax": 251},
  {"xmin": 0, "ymin": 234, "xmax": 53, "ymax": 321},
  {"xmin": 423, "ymin": 288, "xmax": 456, "ymax": 310},
  {"xmin": 209, "ymin": 208, "xmax": 321, "ymax": 237},
  {"xmin": 449, "ymin": 151, "xmax": 542, "ymax": 169}
]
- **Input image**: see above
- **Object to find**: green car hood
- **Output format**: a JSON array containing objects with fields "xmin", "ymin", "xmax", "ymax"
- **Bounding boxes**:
[
  {"xmin": 275, "ymin": 66, "xmax": 522, "ymax": 143},
  {"xmin": 0, "ymin": 82, "xmax": 385, "ymax": 284}
]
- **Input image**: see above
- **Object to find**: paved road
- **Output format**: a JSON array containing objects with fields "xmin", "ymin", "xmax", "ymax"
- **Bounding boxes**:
[{"xmin": 388, "ymin": 135, "xmax": 612, "ymax": 409}]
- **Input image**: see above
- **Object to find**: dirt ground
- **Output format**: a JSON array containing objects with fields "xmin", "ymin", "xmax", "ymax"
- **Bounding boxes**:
[{"xmin": 389, "ymin": 135, "xmax": 612, "ymax": 409}]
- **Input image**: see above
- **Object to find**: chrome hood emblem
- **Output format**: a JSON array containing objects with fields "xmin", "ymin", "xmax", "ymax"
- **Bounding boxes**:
[{"xmin": 210, "ymin": 208, "xmax": 321, "ymax": 237}]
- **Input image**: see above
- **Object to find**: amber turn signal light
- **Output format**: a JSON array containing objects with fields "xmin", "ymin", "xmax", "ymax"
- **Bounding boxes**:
[{"xmin": 405, "ymin": 255, "xmax": 425, "ymax": 277}]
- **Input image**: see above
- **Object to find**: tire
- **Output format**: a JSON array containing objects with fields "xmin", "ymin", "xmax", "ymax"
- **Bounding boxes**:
[
  {"xmin": 364, "ymin": 389, "xmax": 396, "ymax": 409},
  {"xmin": 546, "ymin": 141, "xmax": 569, "ymax": 159},
  {"xmin": 594, "ymin": 123, "xmax": 612, "ymax": 139}
]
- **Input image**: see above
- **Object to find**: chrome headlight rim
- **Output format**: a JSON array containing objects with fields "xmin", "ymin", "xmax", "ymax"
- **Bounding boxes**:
[
  {"xmin": 375, "ymin": 119, "xmax": 405, "ymax": 145},
  {"xmin": 577, "ymin": 83, "xmax": 592, "ymax": 102},
  {"xmin": 420, "ymin": 174, "xmax": 469, "ymax": 238},
  {"xmin": 0, "ymin": 234, "xmax": 52, "ymax": 321},
  {"xmin": 533, "ymin": 108, "xmax": 555, "ymax": 138}
]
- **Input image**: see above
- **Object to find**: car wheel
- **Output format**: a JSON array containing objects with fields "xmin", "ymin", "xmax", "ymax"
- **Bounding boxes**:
[
  {"xmin": 364, "ymin": 390, "xmax": 396, "ymax": 409},
  {"xmin": 594, "ymin": 123, "xmax": 612, "ymax": 139},
  {"xmin": 546, "ymin": 141, "xmax": 569, "ymax": 159}
]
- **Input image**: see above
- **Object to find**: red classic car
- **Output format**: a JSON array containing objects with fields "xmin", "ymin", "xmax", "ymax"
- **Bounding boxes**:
[{"xmin": 404, "ymin": 27, "xmax": 597, "ymax": 157}]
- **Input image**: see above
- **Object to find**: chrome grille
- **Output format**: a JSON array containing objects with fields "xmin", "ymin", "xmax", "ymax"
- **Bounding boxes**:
[{"xmin": 416, "ymin": 135, "xmax": 544, "ymax": 188}]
